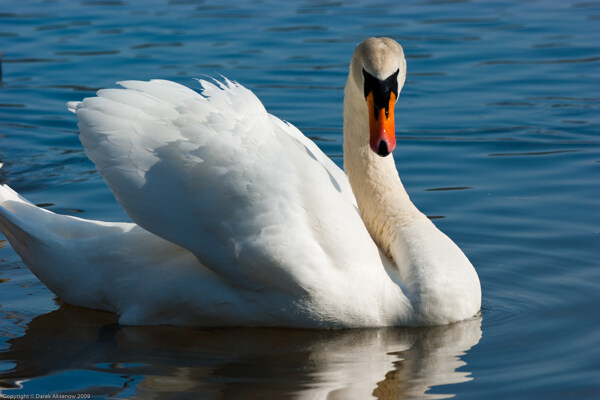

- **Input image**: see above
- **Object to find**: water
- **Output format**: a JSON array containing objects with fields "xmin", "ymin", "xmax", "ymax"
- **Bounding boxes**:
[{"xmin": 0, "ymin": 0, "xmax": 598, "ymax": 398}]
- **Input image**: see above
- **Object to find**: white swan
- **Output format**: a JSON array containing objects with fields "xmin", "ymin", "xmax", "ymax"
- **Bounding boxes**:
[{"xmin": 0, "ymin": 37, "xmax": 480, "ymax": 327}]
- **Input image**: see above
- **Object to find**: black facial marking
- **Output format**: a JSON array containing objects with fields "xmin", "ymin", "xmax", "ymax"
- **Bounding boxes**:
[{"xmin": 363, "ymin": 68, "xmax": 399, "ymax": 119}]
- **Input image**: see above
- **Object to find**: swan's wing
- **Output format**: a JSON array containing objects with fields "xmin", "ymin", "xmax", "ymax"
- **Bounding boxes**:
[
  {"xmin": 267, "ymin": 115, "xmax": 356, "ymax": 207},
  {"xmin": 71, "ymin": 79, "xmax": 381, "ymax": 294}
]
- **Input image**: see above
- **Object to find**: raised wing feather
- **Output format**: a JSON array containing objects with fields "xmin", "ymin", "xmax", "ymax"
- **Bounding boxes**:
[{"xmin": 72, "ymin": 79, "xmax": 381, "ymax": 294}]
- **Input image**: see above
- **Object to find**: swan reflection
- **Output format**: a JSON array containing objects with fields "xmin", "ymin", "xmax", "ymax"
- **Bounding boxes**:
[{"xmin": 0, "ymin": 305, "xmax": 481, "ymax": 399}]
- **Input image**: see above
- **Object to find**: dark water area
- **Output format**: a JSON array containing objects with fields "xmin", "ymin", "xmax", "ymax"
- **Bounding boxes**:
[{"xmin": 0, "ymin": 0, "xmax": 599, "ymax": 398}]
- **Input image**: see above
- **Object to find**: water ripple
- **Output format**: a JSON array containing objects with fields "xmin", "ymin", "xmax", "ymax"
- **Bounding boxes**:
[
  {"xmin": 488, "ymin": 149, "xmax": 581, "ymax": 157},
  {"xmin": 480, "ymin": 56, "xmax": 600, "ymax": 65}
]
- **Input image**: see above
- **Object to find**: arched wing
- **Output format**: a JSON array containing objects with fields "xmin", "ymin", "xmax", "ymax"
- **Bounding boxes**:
[{"xmin": 71, "ymin": 79, "xmax": 380, "ymax": 292}]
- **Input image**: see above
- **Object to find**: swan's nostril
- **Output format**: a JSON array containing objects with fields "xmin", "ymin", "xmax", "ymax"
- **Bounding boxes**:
[{"xmin": 377, "ymin": 141, "xmax": 389, "ymax": 157}]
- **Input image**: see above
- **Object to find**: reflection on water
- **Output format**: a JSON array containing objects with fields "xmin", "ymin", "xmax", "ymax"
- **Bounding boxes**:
[{"xmin": 0, "ymin": 305, "xmax": 481, "ymax": 399}]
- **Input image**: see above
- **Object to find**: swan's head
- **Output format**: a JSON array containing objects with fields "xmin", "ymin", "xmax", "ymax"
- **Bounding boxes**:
[{"xmin": 349, "ymin": 37, "xmax": 407, "ymax": 157}]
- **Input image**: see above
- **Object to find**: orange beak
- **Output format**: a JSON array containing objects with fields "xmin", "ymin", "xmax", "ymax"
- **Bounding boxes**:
[{"xmin": 366, "ymin": 92, "xmax": 396, "ymax": 157}]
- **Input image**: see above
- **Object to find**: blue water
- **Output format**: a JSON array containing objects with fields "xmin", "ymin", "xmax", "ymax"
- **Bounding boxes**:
[{"xmin": 1, "ymin": 0, "xmax": 599, "ymax": 398}]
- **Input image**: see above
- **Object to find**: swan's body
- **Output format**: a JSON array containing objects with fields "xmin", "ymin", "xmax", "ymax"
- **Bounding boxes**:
[{"xmin": 0, "ymin": 38, "xmax": 480, "ymax": 327}]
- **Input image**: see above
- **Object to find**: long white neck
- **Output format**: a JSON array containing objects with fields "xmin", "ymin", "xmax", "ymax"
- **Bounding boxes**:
[
  {"xmin": 343, "ymin": 75, "xmax": 426, "ymax": 258},
  {"xmin": 338, "ymin": 38, "xmax": 480, "ymax": 325}
]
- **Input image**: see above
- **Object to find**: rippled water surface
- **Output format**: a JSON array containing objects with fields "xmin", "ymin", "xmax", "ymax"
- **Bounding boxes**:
[{"xmin": 0, "ymin": 0, "xmax": 599, "ymax": 399}]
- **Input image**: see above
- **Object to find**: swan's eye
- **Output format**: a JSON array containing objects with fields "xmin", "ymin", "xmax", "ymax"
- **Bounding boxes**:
[{"xmin": 362, "ymin": 68, "xmax": 400, "ymax": 117}]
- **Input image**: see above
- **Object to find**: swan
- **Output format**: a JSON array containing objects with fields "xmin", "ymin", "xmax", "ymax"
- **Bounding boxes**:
[{"xmin": 0, "ymin": 37, "xmax": 480, "ymax": 328}]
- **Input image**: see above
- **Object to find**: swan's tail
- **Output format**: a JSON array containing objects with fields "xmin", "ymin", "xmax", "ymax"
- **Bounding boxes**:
[
  {"xmin": 0, "ymin": 184, "xmax": 133, "ymax": 310},
  {"xmin": 0, "ymin": 184, "xmax": 208, "ymax": 321},
  {"xmin": 0, "ymin": 184, "xmax": 99, "ymax": 261},
  {"xmin": 0, "ymin": 185, "xmax": 44, "ymax": 266}
]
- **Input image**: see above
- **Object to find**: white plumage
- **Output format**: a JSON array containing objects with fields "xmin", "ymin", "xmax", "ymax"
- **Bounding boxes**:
[{"xmin": 0, "ymin": 38, "xmax": 480, "ymax": 327}]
